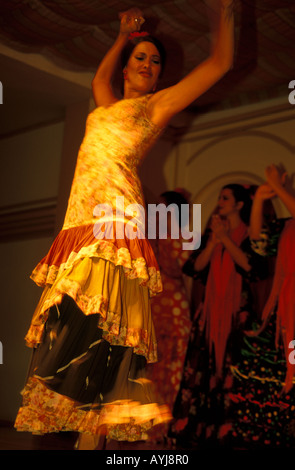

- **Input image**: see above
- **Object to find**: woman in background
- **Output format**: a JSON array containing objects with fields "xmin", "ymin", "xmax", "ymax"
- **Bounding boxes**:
[
  {"xmin": 170, "ymin": 184, "xmax": 267, "ymax": 447},
  {"xmin": 147, "ymin": 190, "xmax": 192, "ymax": 442},
  {"xmin": 229, "ymin": 165, "xmax": 295, "ymax": 448}
]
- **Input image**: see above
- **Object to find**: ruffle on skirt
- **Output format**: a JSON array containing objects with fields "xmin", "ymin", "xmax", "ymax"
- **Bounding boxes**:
[
  {"xmin": 26, "ymin": 258, "xmax": 158, "ymax": 363},
  {"xmin": 15, "ymin": 377, "xmax": 171, "ymax": 440},
  {"xmin": 31, "ymin": 224, "xmax": 162, "ymax": 296},
  {"xmin": 25, "ymin": 223, "xmax": 162, "ymax": 363},
  {"xmin": 15, "ymin": 296, "xmax": 171, "ymax": 439}
]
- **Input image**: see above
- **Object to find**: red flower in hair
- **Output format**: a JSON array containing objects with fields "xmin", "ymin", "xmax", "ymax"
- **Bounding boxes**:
[{"xmin": 129, "ymin": 31, "xmax": 149, "ymax": 40}]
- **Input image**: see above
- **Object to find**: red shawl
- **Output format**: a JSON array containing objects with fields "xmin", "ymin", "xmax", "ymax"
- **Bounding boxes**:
[
  {"xmin": 260, "ymin": 219, "xmax": 295, "ymax": 392},
  {"xmin": 200, "ymin": 222, "xmax": 248, "ymax": 378}
]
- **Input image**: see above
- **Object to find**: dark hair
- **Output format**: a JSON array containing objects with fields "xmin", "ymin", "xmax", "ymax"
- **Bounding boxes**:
[
  {"xmin": 222, "ymin": 184, "xmax": 252, "ymax": 224},
  {"xmin": 160, "ymin": 190, "xmax": 189, "ymax": 229},
  {"xmin": 121, "ymin": 35, "xmax": 166, "ymax": 77}
]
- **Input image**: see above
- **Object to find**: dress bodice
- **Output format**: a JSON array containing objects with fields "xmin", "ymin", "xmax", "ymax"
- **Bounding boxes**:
[{"xmin": 63, "ymin": 95, "xmax": 163, "ymax": 230}]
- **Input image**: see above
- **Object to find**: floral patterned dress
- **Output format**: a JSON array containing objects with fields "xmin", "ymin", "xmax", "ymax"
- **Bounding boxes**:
[
  {"xmin": 229, "ymin": 218, "xmax": 295, "ymax": 448},
  {"xmin": 147, "ymin": 236, "xmax": 192, "ymax": 415},
  {"xmin": 14, "ymin": 95, "xmax": 172, "ymax": 441}
]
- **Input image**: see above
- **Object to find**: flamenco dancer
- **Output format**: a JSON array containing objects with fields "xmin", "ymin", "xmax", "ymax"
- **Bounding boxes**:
[{"xmin": 15, "ymin": 3, "xmax": 235, "ymax": 449}]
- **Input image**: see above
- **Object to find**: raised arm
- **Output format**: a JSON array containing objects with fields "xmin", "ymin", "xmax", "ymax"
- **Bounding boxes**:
[
  {"xmin": 194, "ymin": 237, "xmax": 218, "ymax": 272},
  {"xmin": 249, "ymin": 164, "xmax": 295, "ymax": 240},
  {"xmin": 148, "ymin": 0, "xmax": 235, "ymax": 127},
  {"xmin": 265, "ymin": 164, "xmax": 295, "ymax": 219},
  {"xmin": 248, "ymin": 184, "xmax": 276, "ymax": 240},
  {"xmin": 91, "ymin": 8, "xmax": 144, "ymax": 107}
]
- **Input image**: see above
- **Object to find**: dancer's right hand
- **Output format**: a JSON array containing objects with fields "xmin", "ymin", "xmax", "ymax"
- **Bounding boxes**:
[{"xmin": 119, "ymin": 8, "xmax": 145, "ymax": 34}]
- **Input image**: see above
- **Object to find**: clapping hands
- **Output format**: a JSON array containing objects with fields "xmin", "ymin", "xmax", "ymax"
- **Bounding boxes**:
[
  {"xmin": 210, "ymin": 214, "xmax": 229, "ymax": 243},
  {"xmin": 265, "ymin": 164, "xmax": 287, "ymax": 190},
  {"xmin": 255, "ymin": 164, "xmax": 287, "ymax": 201}
]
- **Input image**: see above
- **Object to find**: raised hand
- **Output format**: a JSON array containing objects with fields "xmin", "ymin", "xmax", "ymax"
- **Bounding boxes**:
[
  {"xmin": 211, "ymin": 214, "xmax": 229, "ymax": 241},
  {"xmin": 265, "ymin": 164, "xmax": 287, "ymax": 190},
  {"xmin": 119, "ymin": 8, "xmax": 145, "ymax": 34},
  {"xmin": 254, "ymin": 183, "xmax": 277, "ymax": 201}
]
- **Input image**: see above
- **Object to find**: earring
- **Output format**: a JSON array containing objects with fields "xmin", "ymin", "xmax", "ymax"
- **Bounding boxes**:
[{"xmin": 123, "ymin": 69, "xmax": 127, "ymax": 79}]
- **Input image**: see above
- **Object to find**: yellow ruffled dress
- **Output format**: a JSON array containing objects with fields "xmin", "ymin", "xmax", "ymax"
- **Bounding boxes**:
[{"xmin": 15, "ymin": 95, "xmax": 171, "ymax": 441}]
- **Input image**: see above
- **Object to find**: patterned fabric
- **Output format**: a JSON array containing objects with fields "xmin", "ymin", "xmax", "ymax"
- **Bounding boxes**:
[
  {"xmin": 169, "ymin": 232, "xmax": 268, "ymax": 447},
  {"xmin": 147, "ymin": 236, "xmax": 192, "ymax": 414},
  {"xmin": 15, "ymin": 263, "xmax": 170, "ymax": 437},
  {"xmin": 15, "ymin": 96, "xmax": 171, "ymax": 439},
  {"xmin": 63, "ymin": 96, "xmax": 163, "ymax": 229},
  {"xmin": 15, "ymin": 375, "xmax": 171, "ymax": 440},
  {"xmin": 199, "ymin": 222, "xmax": 249, "ymax": 378},
  {"xmin": 25, "ymin": 95, "xmax": 164, "ymax": 362},
  {"xmin": 229, "ymin": 317, "xmax": 295, "ymax": 448},
  {"xmin": 228, "ymin": 218, "xmax": 295, "ymax": 448}
]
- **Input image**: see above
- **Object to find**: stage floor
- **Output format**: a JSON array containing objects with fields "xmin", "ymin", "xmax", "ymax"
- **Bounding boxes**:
[{"xmin": 0, "ymin": 423, "xmax": 175, "ymax": 450}]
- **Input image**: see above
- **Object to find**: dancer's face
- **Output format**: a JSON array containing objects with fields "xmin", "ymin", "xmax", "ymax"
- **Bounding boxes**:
[
  {"xmin": 124, "ymin": 41, "xmax": 161, "ymax": 95},
  {"xmin": 217, "ymin": 188, "xmax": 243, "ymax": 218}
]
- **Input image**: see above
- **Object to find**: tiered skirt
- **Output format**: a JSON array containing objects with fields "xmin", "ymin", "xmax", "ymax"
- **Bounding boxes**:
[{"xmin": 15, "ymin": 224, "xmax": 171, "ymax": 440}]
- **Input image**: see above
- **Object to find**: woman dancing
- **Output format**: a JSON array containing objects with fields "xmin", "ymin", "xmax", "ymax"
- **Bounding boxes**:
[{"xmin": 15, "ymin": 2, "xmax": 235, "ymax": 449}]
